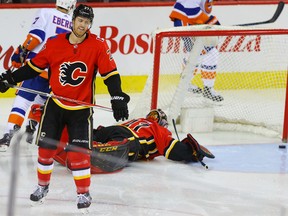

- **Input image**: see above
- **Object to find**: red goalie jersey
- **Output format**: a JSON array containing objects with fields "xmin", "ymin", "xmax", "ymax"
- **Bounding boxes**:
[{"xmin": 120, "ymin": 118, "xmax": 176, "ymax": 160}]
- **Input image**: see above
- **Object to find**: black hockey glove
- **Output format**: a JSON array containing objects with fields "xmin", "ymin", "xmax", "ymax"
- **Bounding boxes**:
[
  {"xmin": 0, "ymin": 69, "xmax": 16, "ymax": 93},
  {"xmin": 111, "ymin": 92, "xmax": 130, "ymax": 122},
  {"xmin": 0, "ymin": 81, "xmax": 9, "ymax": 93}
]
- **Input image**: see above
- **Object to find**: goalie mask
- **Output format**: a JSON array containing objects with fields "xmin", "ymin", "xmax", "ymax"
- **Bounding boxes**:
[
  {"xmin": 56, "ymin": 0, "xmax": 77, "ymax": 14},
  {"xmin": 146, "ymin": 109, "xmax": 168, "ymax": 128}
]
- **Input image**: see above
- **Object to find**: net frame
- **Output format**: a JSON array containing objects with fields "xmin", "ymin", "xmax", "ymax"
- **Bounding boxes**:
[{"xmin": 149, "ymin": 26, "xmax": 288, "ymax": 141}]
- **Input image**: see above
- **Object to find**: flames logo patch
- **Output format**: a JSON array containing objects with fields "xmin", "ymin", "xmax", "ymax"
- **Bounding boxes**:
[{"xmin": 59, "ymin": 62, "xmax": 87, "ymax": 86}]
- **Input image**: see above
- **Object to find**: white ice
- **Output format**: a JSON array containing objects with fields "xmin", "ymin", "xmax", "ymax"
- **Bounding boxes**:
[{"xmin": 0, "ymin": 97, "xmax": 288, "ymax": 216}]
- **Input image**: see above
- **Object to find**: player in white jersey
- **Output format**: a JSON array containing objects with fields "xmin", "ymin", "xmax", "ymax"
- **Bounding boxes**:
[
  {"xmin": 169, "ymin": 0, "xmax": 224, "ymax": 102},
  {"xmin": 0, "ymin": 0, "xmax": 76, "ymax": 152}
]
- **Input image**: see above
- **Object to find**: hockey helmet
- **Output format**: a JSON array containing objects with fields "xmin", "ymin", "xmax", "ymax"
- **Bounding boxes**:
[
  {"xmin": 72, "ymin": 4, "xmax": 94, "ymax": 23},
  {"xmin": 56, "ymin": 0, "xmax": 77, "ymax": 14},
  {"xmin": 200, "ymin": 0, "xmax": 213, "ymax": 14},
  {"xmin": 146, "ymin": 109, "xmax": 168, "ymax": 128}
]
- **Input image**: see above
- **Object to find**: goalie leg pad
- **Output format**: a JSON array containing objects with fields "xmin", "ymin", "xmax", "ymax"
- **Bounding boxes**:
[
  {"xmin": 90, "ymin": 139, "xmax": 130, "ymax": 173},
  {"xmin": 93, "ymin": 125, "xmax": 140, "ymax": 162}
]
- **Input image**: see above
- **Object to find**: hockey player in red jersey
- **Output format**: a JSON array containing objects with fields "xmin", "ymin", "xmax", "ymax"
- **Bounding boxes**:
[
  {"xmin": 169, "ymin": 0, "xmax": 224, "ymax": 102},
  {"xmin": 52, "ymin": 108, "xmax": 215, "ymax": 173},
  {"xmin": 0, "ymin": 0, "xmax": 77, "ymax": 151},
  {"xmin": 0, "ymin": 4, "xmax": 129, "ymax": 213}
]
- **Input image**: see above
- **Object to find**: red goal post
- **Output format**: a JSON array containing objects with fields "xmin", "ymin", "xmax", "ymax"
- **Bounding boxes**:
[{"xmin": 132, "ymin": 25, "xmax": 288, "ymax": 141}]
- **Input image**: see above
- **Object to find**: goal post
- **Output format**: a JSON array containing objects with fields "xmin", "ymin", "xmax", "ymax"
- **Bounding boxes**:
[{"xmin": 131, "ymin": 25, "xmax": 288, "ymax": 141}]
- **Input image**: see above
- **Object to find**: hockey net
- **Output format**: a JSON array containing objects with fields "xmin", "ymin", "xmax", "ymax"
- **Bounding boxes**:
[{"xmin": 131, "ymin": 25, "xmax": 288, "ymax": 140}]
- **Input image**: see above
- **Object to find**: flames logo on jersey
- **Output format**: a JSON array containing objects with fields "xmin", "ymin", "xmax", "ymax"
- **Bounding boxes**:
[{"xmin": 59, "ymin": 62, "xmax": 87, "ymax": 86}]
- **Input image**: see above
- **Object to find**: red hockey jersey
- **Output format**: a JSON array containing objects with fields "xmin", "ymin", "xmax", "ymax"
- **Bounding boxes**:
[
  {"xmin": 122, "ymin": 118, "xmax": 177, "ymax": 160},
  {"xmin": 28, "ymin": 32, "xmax": 118, "ymax": 110}
]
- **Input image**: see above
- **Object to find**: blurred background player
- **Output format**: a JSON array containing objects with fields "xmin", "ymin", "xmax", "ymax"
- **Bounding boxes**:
[
  {"xmin": 0, "ymin": 0, "xmax": 77, "ymax": 152},
  {"xmin": 52, "ymin": 108, "xmax": 214, "ymax": 173},
  {"xmin": 0, "ymin": 4, "xmax": 130, "ymax": 212},
  {"xmin": 169, "ymin": 0, "xmax": 224, "ymax": 102}
]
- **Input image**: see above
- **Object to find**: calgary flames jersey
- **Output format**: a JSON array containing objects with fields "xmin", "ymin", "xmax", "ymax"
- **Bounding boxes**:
[
  {"xmin": 28, "ymin": 32, "xmax": 118, "ymax": 110},
  {"xmin": 122, "ymin": 118, "xmax": 177, "ymax": 160}
]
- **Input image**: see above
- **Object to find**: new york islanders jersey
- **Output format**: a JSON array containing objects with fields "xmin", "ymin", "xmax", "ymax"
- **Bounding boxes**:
[
  {"xmin": 169, "ymin": 0, "xmax": 219, "ymax": 25},
  {"xmin": 122, "ymin": 118, "xmax": 177, "ymax": 160},
  {"xmin": 27, "ymin": 32, "xmax": 118, "ymax": 110},
  {"xmin": 25, "ymin": 8, "xmax": 72, "ymax": 58}
]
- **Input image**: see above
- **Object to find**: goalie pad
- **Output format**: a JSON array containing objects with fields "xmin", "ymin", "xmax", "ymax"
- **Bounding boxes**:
[
  {"xmin": 90, "ymin": 138, "xmax": 130, "ymax": 173},
  {"xmin": 181, "ymin": 133, "xmax": 215, "ymax": 162}
]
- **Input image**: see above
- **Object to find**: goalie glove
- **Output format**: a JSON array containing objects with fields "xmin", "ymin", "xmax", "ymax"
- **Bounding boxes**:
[
  {"xmin": 181, "ymin": 133, "xmax": 215, "ymax": 162},
  {"xmin": 111, "ymin": 92, "xmax": 130, "ymax": 122},
  {"xmin": 11, "ymin": 45, "xmax": 29, "ymax": 68},
  {"xmin": 0, "ymin": 69, "xmax": 17, "ymax": 93}
]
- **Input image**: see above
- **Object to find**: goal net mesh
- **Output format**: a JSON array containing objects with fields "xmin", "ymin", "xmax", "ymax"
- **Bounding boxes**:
[{"xmin": 130, "ymin": 25, "xmax": 288, "ymax": 138}]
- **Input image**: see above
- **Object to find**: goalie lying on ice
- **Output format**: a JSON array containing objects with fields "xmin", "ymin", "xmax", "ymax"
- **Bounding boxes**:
[{"xmin": 31, "ymin": 105, "xmax": 215, "ymax": 173}]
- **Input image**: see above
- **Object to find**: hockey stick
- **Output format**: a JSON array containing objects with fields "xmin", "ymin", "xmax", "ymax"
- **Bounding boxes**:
[
  {"xmin": 172, "ymin": 119, "xmax": 180, "ymax": 140},
  {"xmin": 7, "ymin": 133, "xmax": 22, "ymax": 216},
  {"xmin": 5, "ymin": 83, "xmax": 112, "ymax": 112},
  {"xmin": 172, "ymin": 119, "xmax": 209, "ymax": 169},
  {"xmin": 237, "ymin": 1, "xmax": 285, "ymax": 26}
]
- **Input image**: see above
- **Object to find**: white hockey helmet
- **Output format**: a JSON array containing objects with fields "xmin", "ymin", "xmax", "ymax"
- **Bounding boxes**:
[{"xmin": 56, "ymin": 0, "xmax": 77, "ymax": 14}]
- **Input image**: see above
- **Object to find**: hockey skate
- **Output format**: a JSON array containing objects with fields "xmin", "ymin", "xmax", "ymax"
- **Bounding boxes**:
[
  {"xmin": 25, "ymin": 120, "xmax": 37, "ymax": 144},
  {"xmin": 0, "ymin": 125, "xmax": 20, "ymax": 152},
  {"xmin": 187, "ymin": 84, "xmax": 202, "ymax": 95},
  {"xmin": 203, "ymin": 86, "xmax": 224, "ymax": 102},
  {"xmin": 77, "ymin": 192, "xmax": 92, "ymax": 214},
  {"xmin": 30, "ymin": 185, "xmax": 49, "ymax": 206}
]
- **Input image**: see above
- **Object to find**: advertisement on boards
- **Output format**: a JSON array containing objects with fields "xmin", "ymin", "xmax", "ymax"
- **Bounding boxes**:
[{"xmin": 0, "ymin": 3, "xmax": 287, "ymax": 95}]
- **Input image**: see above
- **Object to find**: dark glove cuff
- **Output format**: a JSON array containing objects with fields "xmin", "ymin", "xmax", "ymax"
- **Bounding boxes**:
[
  {"xmin": 5, "ymin": 69, "xmax": 17, "ymax": 85},
  {"xmin": 0, "ymin": 69, "xmax": 16, "ymax": 85}
]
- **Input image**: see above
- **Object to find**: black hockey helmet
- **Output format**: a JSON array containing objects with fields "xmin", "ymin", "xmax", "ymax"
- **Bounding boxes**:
[
  {"xmin": 146, "ymin": 109, "xmax": 168, "ymax": 128},
  {"xmin": 72, "ymin": 4, "xmax": 94, "ymax": 23}
]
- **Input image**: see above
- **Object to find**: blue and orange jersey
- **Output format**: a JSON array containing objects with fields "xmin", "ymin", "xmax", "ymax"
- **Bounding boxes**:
[
  {"xmin": 169, "ymin": 0, "xmax": 219, "ymax": 26},
  {"xmin": 24, "ymin": 8, "xmax": 72, "ymax": 57},
  {"xmin": 18, "ymin": 8, "xmax": 73, "ymax": 79}
]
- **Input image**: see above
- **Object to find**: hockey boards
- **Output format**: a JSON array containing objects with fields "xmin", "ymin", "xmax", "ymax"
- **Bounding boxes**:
[{"xmin": 236, "ymin": 1, "xmax": 285, "ymax": 26}]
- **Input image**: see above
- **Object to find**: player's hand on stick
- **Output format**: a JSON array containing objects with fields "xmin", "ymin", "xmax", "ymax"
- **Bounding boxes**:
[
  {"xmin": 111, "ymin": 92, "xmax": 130, "ymax": 121},
  {"xmin": 11, "ymin": 45, "xmax": 29, "ymax": 68},
  {"xmin": 0, "ymin": 69, "xmax": 17, "ymax": 93}
]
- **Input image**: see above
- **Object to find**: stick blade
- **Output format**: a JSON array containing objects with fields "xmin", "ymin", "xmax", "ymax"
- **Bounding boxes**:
[
  {"xmin": 270, "ymin": 1, "xmax": 285, "ymax": 22},
  {"xmin": 237, "ymin": 1, "xmax": 285, "ymax": 26}
]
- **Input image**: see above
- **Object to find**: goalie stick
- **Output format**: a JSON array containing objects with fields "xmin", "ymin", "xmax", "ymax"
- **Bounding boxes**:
[
  {"xmin": 4, "ymin": 82, "xmax": 112, "ymax": 112},
  {"xmin": 237, "ymin": 1, "xmax": 285, "ymax": 26},
  {"xmin": 172, "ymin": 119, "xmax": 209, "ymax": 169}
]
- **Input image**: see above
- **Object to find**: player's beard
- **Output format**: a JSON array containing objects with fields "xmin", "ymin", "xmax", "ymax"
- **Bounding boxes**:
[{"xmin": 72, "ymin": 26, "xmax": 89, "ymax": 38}]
